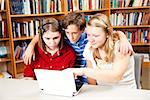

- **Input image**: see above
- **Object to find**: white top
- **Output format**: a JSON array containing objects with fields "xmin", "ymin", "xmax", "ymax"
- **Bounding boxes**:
[{"xmin": 83, "ymin": 41, "xmax": 137, "ymax": 89}]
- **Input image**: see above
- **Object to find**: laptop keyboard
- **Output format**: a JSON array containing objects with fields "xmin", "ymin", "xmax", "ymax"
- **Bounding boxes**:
[{"xmin": 75, "ymin": 79, "xmax": 83, "ymax": 91}]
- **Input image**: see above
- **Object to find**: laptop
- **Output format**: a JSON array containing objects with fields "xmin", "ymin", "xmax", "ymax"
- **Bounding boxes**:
[{"xmin": 34, "ymin": 69, "xmax": 83, "ymax": 97}]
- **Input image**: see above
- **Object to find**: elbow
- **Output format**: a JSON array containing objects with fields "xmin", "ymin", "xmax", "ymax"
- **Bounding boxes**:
[{"xmin": 110, "ymin": 74, "xmax": 123, "ymax": 83}]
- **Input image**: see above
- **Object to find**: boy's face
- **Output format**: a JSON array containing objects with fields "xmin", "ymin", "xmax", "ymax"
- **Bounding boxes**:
[{"xmin": 65, "ymin": 24, "xmax": 82, "ymax": 44}]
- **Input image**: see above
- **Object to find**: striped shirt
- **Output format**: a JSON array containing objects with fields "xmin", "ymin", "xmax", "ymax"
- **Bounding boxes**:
[{"xmin": 65, "ymin": 31, "xmax": 88, "ymax": 83}]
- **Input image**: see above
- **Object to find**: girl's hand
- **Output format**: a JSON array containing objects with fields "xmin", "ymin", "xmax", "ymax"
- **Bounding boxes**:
[{"xmin": 65, "ymin": 68, "xmax": 85, "ymax": 76}]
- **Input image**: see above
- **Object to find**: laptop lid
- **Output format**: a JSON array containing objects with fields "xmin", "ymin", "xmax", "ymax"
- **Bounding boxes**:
[{"xmin": 34, "ymin": 69, "xmax": 83, "ymax": 96}]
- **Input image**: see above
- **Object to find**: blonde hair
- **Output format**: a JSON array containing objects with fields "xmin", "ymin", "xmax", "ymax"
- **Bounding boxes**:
[{"xmin": 88, "ymin": 13, "xmax": 119, "ymax": 62}]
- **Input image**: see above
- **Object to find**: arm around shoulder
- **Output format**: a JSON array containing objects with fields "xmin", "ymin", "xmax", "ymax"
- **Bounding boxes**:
[{"xmin": 23, "ymin": 34, "xmax": 39, "ymax": 65}]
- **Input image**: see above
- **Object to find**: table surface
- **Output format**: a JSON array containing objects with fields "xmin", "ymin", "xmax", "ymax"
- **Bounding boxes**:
[{"xmin": 0, "ymin": 78, "xmax": 150, "ymax": 100}]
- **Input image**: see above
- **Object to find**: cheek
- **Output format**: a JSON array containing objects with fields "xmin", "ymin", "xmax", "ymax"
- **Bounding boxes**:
[
  {"xmin": 55, "ymin": 38, "xmax": 61, "ymax": 44},
  {"xmin": 42, "ymin": 38, "xmax": 48, "ymax": 43},
  {"xmin": 95, "ymin": 36, "xmax": 106, "ymax": 44},
  {"xmin": 74, "ymin": 34, "xmax": 80, "ymax": 39}
]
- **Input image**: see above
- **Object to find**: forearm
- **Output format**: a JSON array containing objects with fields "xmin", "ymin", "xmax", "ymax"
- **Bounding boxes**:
[
  {"xmin": 83, "ymin": 68, "xmax": 121, "ymax": 83},
  {"xmin": 29, "ymin": 34, "xmax": 39, "ymax": 47},
  {"xmin": 83, "ymin": 54, "xmax": 129, "ymax": 83}
]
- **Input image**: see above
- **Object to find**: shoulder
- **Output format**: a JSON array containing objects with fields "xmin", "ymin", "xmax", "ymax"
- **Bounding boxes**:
[
  {"xmin": 79, "ymin": 31, "xmax": 88, "ymax": 42},
  {"xmin": 63, "ymin": 43, "xmax": 76, "ymax": 54},
  {"xmin": 83, "ymin": 42, "xmax": 92, "ymax": 59}
]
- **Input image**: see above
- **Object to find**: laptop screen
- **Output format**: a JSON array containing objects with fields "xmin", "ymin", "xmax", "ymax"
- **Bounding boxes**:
[{"xmin": 34, "ymin": 69, "xmax": 83, "ymax": 96}]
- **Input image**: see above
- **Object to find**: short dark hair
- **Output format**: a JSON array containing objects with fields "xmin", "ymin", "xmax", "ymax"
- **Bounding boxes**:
[{"xmin": 63, "ymin": 12, "xmax": 86, "ymax": 31}]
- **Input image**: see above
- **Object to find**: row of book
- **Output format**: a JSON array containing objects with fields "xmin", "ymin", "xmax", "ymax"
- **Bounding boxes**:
[
  {"xmin": 12, "ymin": 20, "xmax": 40, "ymax": 38},
  {"xmin": 14, "ymin": 41, "xmax": 27, "ymax": 60},
  {"xmin": 125, "ymin": 29, "xmax": 150, "ymax": 43},
  {"xmin": 10, "ymin": 0, "xmax": 62, "ymax": 15},
  {"xmin": 0, "ymin": 14, "xmax": 7, "ymax": 38},
  {"xmin": 67, "ymin": 0, "xmax": 104, "ymax": 11},
  {"xmin": 110, "ymin": 12, "xmax": 150, "ymax": 26},
  {"xmin": 0, "ymin": 0, "xmax": 4, "ymax": 10},
  {"xmin": 110, "ymin": 0, "xmax": 150, "ymax": 8}
]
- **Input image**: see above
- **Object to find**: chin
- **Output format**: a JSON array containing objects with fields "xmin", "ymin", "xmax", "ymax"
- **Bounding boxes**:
[
  {"xmin": 70, "ymin": 41, "xmax": 76, "ymax": 44},
  {"xmin": 91, "ymin": 45, "xmax": 101, "ymax": 49}
]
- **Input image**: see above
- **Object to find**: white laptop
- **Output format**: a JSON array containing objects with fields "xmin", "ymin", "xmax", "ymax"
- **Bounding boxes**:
[{"xmin": 34, "ymin": 69, "xmax": 83, "ymax": 97}]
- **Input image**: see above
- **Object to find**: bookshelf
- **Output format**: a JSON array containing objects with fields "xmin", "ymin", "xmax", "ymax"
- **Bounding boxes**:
[
  {"xmin": 0, "ymin": 0, "xmax": 149, "ymax": 78},
  {"xmin": 0, "ymin": 0, "xmax": 13, "ymax": 78},
  {"xmin": 4, "ymin": 0, "xmax": 66, "ymax": 78},
  {"xmin": 110, "ymin": 0, "xmax": 150, "ymax": 68}
]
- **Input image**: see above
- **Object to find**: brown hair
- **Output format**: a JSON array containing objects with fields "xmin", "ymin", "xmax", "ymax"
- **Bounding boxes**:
[
  {"xmin": 38, "ymin": 18, "xmax": 64, "ymax": 52},
  {"xmin": 88, "ymin": 13, "xmax": 119, "ymax": 62},
  {"xmin": 63, "ymin": 12, "xmax": 86, "ymax": 31}
]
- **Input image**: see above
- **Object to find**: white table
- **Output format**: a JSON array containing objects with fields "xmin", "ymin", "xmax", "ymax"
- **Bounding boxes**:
[{"xmin": 0, "ymin": 78, "xmax": 150, "ymax": 100}]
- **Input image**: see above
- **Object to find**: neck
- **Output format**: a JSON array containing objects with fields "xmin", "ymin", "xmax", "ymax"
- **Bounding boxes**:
[
  {"xmin": 45, "ymin": 45, "xmax": 59, "ymax": 56},
  {"xmin": 97, "ymin": 48, "xmax": 106, "ymax": 60}
]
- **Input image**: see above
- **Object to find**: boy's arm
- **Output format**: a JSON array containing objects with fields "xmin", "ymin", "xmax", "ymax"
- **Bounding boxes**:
[
  {"xmin": 23, "ymin": 34, "xmax": 39, "ymax": 65},
  {"xmin": 114, "ymin": 31, "xmax": 133, "ymax": 55}
]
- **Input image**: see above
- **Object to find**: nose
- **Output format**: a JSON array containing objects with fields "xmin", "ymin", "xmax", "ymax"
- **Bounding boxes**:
[
  {"xmin": 88, "ymin": 36, "xmax": 94, "ymax": 43},
  {"xmin": 68, "ymin": 33, "xmax": 73, "ymax": 40},
  {"xmin": 49, "ymin": 39, "xmax": 55, "ymax": 46}
]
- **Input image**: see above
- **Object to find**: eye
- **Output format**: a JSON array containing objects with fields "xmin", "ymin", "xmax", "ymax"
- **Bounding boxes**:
[
  {"xmin": 73, "ymin": 32, "xmax": 78, "ymax": 35},
  {"xmin": 45, "ymin": 37, "xmax": 50, "ymax": 40},
  {"xmin": 93, "ymin": 34, "xmax": 99, "ymax": 37},
  {"xmin": 53, "ymin": 36, "xmax": 59, "ymax": 40},
  {"xmin": 66, "ymin": 32, "xmax": 69, "ymax": 34}
]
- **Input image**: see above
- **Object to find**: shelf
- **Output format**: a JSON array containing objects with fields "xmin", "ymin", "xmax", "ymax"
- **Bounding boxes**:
[
  {"xmin": 0, "ymin": 58, "xmax": 11, "ymax": 63},
  {"xmin": 74, "ymin": 8, "xmax": 110, "ymax": 13},
  {"xmin": 132, "ymin": 43, "xmax": 150, "ymax": 46},
  {"xmin": 10, "ymin": 12, "xmax": 65, "ymax": 18},
  {"xmin": 0, "ymin": 10, "xmax": 6, "ymax": 13},
  {"xmin": 111, "ymin": 6, "xmax": 150, "ymax": 11},
  {"xmin": 143, "ymin": 62, "xmax": 150, "ymax": 68},
  {"xmin": 113, "ymin": 25, "xmax": 150, "ymax": 29},
  {"xmin": 0, "ymin": 38, "xmax": 10, "ymax": 41},
  {"xmin": 15, "ymin": 59, "xmax": 24, "ymax": 64},
  {"xmin": 13, "ymin": 36, "xmax": 34, "ymax": 41}
]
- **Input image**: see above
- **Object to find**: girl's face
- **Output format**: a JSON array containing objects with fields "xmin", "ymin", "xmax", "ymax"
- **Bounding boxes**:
[
  {"xmin": 65, "ymin": 24, "xmax": 82, "ymax": 44},
  {"xmin": 86, "ymin": 26, "xmax": 107, "ymax": 49},
  {"xmin": 42, "ymin": 30, "xmax": 61, "ymax": 50}
]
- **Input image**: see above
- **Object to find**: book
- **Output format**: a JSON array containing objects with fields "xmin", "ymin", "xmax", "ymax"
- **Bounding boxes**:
[
  {"xmin": 0, "ymin": 46, "xmax": 7, "ymax": 58},
  {"xmin": 1, "ymin": 0, "xmax": 4, "ymax": 10},
  {"xmin": 14, "ymin": 45, "xmax": 22, "ymax": 60},
  {"xmin": 20, "ymin": 41, "xmax": 27, "ymax": 59},
  {"xmin": 10, "ymin": 0, "xmax": 24, "ymax": 14}
]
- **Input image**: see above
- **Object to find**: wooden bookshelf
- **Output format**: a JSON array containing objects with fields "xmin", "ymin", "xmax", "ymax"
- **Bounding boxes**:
[
  {"xmin": 110, "ymin": 1, "xmax": 150, "ymax": 68},
  {"xmin": 0, "ymin": 58, "xmax": 11, "ymax": 63},
  {"xmin": 3, "ymin": 0, "xmax": 67, "ymax": 77}
]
